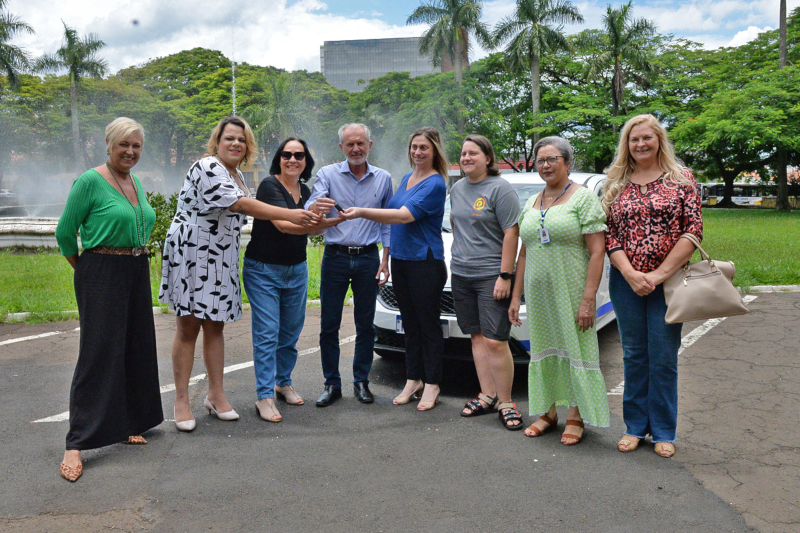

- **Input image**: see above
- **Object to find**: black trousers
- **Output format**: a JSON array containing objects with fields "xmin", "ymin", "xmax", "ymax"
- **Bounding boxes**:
[
  {"xmin": 66, "ymin": 251, "xmax": 163, "ymax": 450},
  {"xmin": 391, "ymin": 251, "xmax": 447, "ymax": 384}
]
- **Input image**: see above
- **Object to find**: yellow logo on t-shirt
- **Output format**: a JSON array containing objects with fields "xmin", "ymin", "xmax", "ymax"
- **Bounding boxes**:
[{"xmin": 473, "ymin": 197, "xmax": 486, "ymax": 210}]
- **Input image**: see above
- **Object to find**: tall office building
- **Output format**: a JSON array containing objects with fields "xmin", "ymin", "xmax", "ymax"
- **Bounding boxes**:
[{"xmin": 320, "ymin": 37, "xmax": 440, "ymax": 92}]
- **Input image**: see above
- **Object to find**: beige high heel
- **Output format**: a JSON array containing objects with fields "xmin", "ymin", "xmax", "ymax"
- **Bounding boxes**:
[
  {"xmin": 255, "ymin": 398, "xmax": 282, "ymax": 423},
  {"xmin": 275, "ymin": 385, "xmax": 305, "ymax": 406},
  {"xmin": 393, "ymin": 381, "xmax": 424, "ymax": 405},
  {"xmin": 417, "ymin": 385, "xmax": 440, "ymax": 411}
]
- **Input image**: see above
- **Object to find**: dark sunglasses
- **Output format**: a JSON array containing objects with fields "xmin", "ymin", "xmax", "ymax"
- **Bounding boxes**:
[{"xmin": 280, "ymin": 151, "xmax": 306, "ymax": 161}]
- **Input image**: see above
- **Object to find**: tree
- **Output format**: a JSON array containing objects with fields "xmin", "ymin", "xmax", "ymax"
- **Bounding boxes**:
[
  {"xmin": 667, "ymin": 11, "xmax": 800, "ymax": 207},
  {"xmin": 493, "ymin": 0, "xmax": 583, "ymax": 146},
  {"xmin": 407, "ymin": 0, "xmax": 493, "ymax": 85},
  {"xmin": 34, "ymin": 22, "xmax": 107, "ymax": 173},
  {"xmin": 583, "ymin": 1, "xmax": 656, "ymax": 134},
  {"xmin": 117, "ymin": 48, "xmax": 233, "ymax": 178},
  {"xmin": 0, "ymin": 0, "xmax": 34, "ymax": 89},
  {"xmin": 776, "ymin": 0, "xmax": 790, "ymax": 210},
  {"xmin": 242, "ymin": 72, "xmax": 312, "ymax": 166}
]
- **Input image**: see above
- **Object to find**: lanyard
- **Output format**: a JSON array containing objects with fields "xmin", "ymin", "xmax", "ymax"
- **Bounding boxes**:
[{"xmin": 539, "ymin": 181, "xmax": 572, "ymax": 227}]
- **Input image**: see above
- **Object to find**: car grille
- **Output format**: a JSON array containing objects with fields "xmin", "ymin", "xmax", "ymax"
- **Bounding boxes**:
[{"xmin": 378, "ymin": 285, "xmax": 456, "ymax": 316}]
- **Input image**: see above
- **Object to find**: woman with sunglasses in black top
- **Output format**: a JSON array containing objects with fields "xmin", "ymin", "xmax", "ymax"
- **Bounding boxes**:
[{"xmin": 242, "ymin": 138, "xmax": 344, "ymax": 423}]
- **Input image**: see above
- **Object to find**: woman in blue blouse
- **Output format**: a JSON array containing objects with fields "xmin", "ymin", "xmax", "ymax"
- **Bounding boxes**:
[{"xmin": 342, "ymin": 127, "xmax": 448, "ymax": 411}]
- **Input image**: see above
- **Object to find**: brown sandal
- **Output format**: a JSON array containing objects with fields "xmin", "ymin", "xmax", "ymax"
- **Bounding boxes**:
[
  {"xmin": 654, "ymin": 442, "xmax": 675, "ymax": 458},
  {"xmin": 60, "ymin": 461, "xmax": 83, "ymax": 482},
  {"xmin": 561, "ymin": 419, "xmax": 585, "ymax": 445},
  {"xmin": 123, "ymin": 435, "xmax": 147, "ymax": 445},
  {"xmin": 524, "ymin": 413, "xmax": 558, "ymax": 437}
]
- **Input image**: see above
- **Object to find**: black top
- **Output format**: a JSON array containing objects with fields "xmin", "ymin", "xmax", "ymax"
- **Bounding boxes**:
[{"xmin": 245, "ymin": 175, "xmax": 311, "ymax": 266}]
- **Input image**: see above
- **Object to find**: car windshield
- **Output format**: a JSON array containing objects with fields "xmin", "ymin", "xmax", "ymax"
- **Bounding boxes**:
[{"xmin": 441, "ymin": 182, "xmax": 544, "ymax": 232}]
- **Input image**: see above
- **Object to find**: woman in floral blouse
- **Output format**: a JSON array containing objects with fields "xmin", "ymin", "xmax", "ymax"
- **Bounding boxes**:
[{"xmin": 603, "ymin": 114, "xmax": 703, "ymax": 459}]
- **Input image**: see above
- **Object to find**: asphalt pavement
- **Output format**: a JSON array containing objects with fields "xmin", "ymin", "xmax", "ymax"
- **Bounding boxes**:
[{"xmin": 1, "ymin": 293, "xmax": 797, "ymax": 532}]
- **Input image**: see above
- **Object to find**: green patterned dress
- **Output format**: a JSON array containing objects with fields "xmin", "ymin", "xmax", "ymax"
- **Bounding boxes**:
[{"xmin": 519, "ymin": 185, "xmax": 610, "ymax": 427}]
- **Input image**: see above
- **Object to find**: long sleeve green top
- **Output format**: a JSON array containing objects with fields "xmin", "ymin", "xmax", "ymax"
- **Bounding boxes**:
[{"xmin": 55, "ymin": 169, "xmax": 156, "ymax": 257}]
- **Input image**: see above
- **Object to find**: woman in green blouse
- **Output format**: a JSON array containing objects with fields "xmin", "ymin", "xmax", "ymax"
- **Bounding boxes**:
[{"xmin": 55, "ymin": 117, "xmax": 163, "ymax": 482}]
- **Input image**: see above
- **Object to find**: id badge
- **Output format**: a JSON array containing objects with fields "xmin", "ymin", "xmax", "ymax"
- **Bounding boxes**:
[{"xmin": 539, "ymin": 226, "xmax": 551, "ymax": 244}]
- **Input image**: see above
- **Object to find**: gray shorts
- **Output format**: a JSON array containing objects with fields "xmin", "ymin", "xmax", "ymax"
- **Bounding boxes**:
[{"xmin": 451, "ymin": 273, "xmax": 513, "ymax": 341}]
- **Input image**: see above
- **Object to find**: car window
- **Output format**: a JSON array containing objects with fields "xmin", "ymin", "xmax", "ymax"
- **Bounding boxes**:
[{"xmin": 442, "ymin": 182, "xmax": 544, "ymax": 232}]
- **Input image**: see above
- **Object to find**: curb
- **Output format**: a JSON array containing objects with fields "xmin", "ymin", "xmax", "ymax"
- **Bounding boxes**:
[
  {"xmin": 739, "ymin": 285, "xmax": 800, "ymax": 294},
  {"xmin": 2, "ymin": 287, "xmax": 792, "ymax": 323},
  {"xmin": 2, "ymin": 298, "xmax": 354, "ymax": 324}
]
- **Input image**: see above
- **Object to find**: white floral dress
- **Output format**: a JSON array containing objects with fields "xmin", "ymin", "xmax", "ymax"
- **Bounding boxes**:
[
  {"xmin": 159, "ymin": 156, "xmax": 250, "ymax": 322},
  {"xmin": 520, "ymin": 185, "xmax": 610, "ymax": 427}
]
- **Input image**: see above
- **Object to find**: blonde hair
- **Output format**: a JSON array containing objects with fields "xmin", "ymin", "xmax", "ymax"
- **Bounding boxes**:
[
  {"xmin": 205, "ymin": 116, "xmax": 257, "ymax": 165},
  {"xmin": 408, "ymin": 127, "xmax": 449, "ymax": 179},
  {"xmin": 602, "ymin": 114, "xmax": 692, "ymax": 213},
  {"xmin": 106, "ymin": 117, "xmax": 144, "ymax": 150}
]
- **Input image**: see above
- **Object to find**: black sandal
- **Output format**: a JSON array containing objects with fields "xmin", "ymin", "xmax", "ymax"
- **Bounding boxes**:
[
  {"xmin": 497, "ymin": 401, "xmax": 524, "ymax": 431},
  {"xmin": 461, "ymin": 393, "xmax": 497, "ymax": 417}
]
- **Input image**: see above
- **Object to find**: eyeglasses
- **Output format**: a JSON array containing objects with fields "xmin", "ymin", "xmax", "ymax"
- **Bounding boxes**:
[
  {"xmin": 535, "ymin": 155, "xmax": 565, "ymax": 167},
  {"xmin": 280, "ymin": 151, "xmax": 306, "ymax": 161}
]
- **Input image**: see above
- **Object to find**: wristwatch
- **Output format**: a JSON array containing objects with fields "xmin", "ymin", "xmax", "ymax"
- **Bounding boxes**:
[{"xmin": 499, "ymin": 271, "xmax": 513, "ymax": 280}]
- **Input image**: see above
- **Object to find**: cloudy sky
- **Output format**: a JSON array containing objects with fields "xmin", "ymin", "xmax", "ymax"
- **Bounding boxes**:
[{"xmin": 6, "ymin": 0, "xmax": 798, "ymax": 74}]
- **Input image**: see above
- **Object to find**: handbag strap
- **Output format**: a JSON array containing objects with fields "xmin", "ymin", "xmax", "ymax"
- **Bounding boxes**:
[{"xmin": 679, "ymin": 233, "xmax": 710, "ymax": 261}]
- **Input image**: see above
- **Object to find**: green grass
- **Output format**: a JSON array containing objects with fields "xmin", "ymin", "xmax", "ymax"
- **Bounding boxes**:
[
  {"xmin": 700, "ymin": 210, "xmax": 800, "ymax": 289},
  {"xmin": 1, "ymin": 211, "xmax": 796, "ymax": 323},
  {"xmin": 0, "ymin": 245, "xmax": 331, "ymax": 323}
]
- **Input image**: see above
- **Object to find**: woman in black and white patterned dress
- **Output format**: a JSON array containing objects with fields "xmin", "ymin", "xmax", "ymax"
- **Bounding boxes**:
[{"xmin": 160, "ymin": 116, "xmax": 319, "ymax": 431}]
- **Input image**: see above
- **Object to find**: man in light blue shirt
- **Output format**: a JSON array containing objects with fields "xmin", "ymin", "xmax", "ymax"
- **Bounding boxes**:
[{"xmin": 306, "ymin": 123, "xmax": 393, "ymax": 406}]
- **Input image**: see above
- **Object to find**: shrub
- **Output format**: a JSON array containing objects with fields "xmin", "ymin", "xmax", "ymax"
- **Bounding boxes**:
[{"xmin": 146, "ymin": 191, "xmax": 178, "ymax": 258}]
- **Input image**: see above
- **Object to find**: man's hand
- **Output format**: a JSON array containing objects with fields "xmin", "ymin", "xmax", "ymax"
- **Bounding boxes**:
[{"xmin": 311, "ymin": 198, "xmax": 337, "ymax": 216}]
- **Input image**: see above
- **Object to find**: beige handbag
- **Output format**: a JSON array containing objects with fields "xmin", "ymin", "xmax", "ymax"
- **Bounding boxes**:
[{"xmin": 663, "ymin": 234, "xmax": 749, "ymax": 324}]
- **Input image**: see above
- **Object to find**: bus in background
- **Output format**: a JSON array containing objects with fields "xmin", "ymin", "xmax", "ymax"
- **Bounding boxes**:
[{"xmin": 705, "ymin": 182, "xmax": 773, "ymax": 206}]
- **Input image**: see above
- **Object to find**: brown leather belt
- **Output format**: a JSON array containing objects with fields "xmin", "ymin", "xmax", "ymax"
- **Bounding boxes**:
[{"xmin": 86, "ymin": 246, "xmax": 149, "ymax": 257}]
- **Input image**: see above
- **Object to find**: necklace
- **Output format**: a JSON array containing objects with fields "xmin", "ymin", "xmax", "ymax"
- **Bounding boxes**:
[
  {"xmin": 107, "ymin": 162, "xmax": 146, "ymax": 248},
  {"xmin": 539, "ymin": 180, "xmax": 572, "ymax": 227},
  {"xmin": 107, "ymin": 161, "xmax": 130, "ymax": 176}
]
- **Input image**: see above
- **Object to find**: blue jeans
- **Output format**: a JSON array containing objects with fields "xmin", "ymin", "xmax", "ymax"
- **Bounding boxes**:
[
  {"xmin": 609, "ymin": 267, "xmax": 683, "ymax": 443},
  {"xmin": 319, "ymin": 246, "xmax": 380, "ymax": 387},
  {"xmin": 242, "ymin": 257, "xmax": 308, "ymax": 400}
]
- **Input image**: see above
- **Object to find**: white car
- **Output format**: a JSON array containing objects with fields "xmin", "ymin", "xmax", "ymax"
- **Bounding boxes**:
[{"xmin": 373, "ymin": 171, "xmax": 616, "ymax": 363}]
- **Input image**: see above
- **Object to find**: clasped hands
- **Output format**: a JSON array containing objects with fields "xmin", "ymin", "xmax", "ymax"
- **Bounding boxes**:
[{"xmin": 624, "ymin": 269, "xmax": 668, "ymax": 296}]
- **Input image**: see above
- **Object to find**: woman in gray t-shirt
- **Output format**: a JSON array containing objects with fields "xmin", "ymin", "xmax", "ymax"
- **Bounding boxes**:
[{"xmin": 450, "ymin": 135, "xmax": 523, "ymax": 430}]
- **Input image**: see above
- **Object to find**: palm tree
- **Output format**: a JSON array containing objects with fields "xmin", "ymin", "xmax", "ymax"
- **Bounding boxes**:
[
  {"xmin": 0, "ymin": 0, "xmax": 34, "ymax": 89},
  {"xmin": 34, "ymin": 22, "xmax": 107, "ymax": 172},
  {"xmin": 243, "ymin": 72, "xmax": 311, "ymax": 165},
  {"xmin": 407, "ymin": 0, "xmax": 493, "ymax": 85},
  {"xmin": 584, "ymin": 1, "xmax": 656, "ymax": 134},
  {"xmin": 779, "ymin": 0, "xmax": 787, "ymax": 68},
  {"xmin": 494, "ymin": 0, "xmax": 583, "ymax": 144}
]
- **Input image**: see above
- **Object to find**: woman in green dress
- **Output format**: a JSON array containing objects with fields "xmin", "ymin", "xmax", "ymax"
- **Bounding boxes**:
[{"xmin": 509, "ymin": 136, "xmax": 609, "ymax": 445}]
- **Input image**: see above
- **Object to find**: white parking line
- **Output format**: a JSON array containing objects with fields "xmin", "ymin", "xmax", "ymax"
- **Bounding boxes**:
[
  {"xmin": 31, "ymin": 334, "xmax": 358, "ymax": 423},
  {"xmin": 0, "ymin": 328, "xmax": 80, "ymax": 346},
  {"xmin": 607, "ymin": 294, "xmax": 758, "ymax": 395}
]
